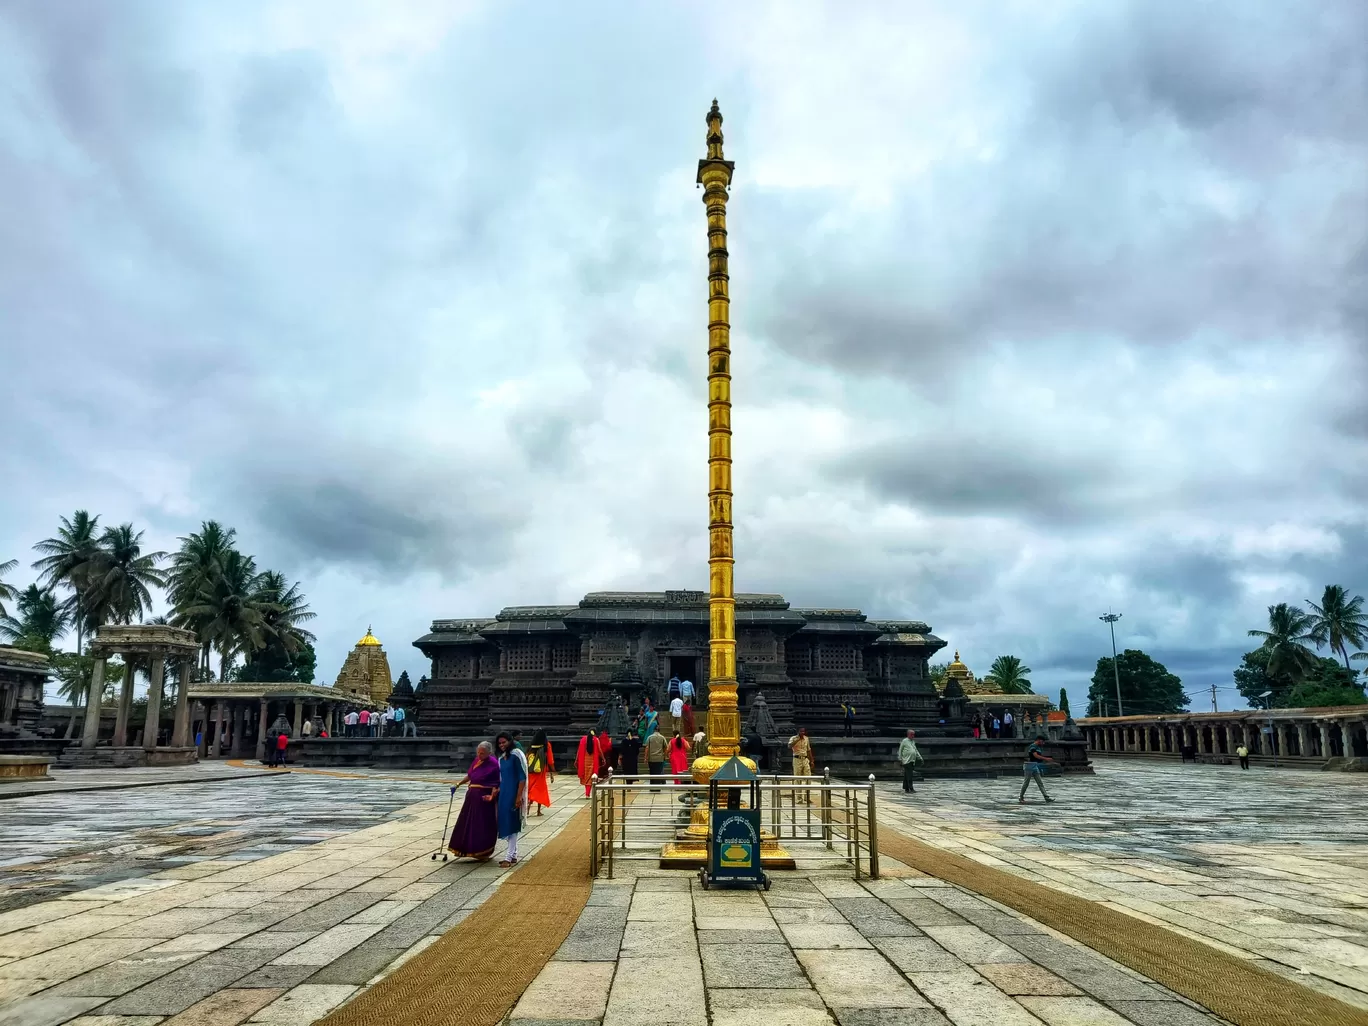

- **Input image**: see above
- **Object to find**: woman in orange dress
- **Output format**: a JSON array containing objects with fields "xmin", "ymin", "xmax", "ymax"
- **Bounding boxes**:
[
  {"xmin": 526, "ymin": 730, "xmax": 555, "ymax": 815},
  {"xmin": 577, "ymin": 728, "xmax": 599, "ymax": 797}
]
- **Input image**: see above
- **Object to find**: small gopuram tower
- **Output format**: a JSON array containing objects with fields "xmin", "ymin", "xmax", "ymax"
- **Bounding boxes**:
[{"xmin": 335, "ymin": 627, "xmax": 394, "ymax": 705}]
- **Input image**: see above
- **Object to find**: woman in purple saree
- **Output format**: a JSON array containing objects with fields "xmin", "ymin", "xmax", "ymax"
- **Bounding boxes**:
[{"xmin": 448, "ymin": 741, "xmax": 500, "ymax": 860}]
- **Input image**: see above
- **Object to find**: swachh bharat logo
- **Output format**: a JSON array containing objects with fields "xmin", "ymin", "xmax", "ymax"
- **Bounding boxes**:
[{"xmin": 717, "ymin": 814, "xmax": 758, "ymax": 869}]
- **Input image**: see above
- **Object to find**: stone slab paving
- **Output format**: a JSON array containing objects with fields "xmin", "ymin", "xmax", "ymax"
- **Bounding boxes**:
[
  {"xmin": 523, "ymin": 866, "xmax": 1228, "ymax": 1026},
  {"xmin": 0, "ymin": 768, "xmax": 587, "ymax": 1026},
  {"xmin": 875, "ymin": 759, "xmax": 1368, "ymax": 1010},
  {"xmin": 0, "ymin": 764, "xmax": 284, "ymax": 802}
]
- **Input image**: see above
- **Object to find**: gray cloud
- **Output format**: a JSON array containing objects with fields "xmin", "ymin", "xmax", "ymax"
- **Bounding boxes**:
[{"xmin": 2, "ymin": 0, "xmax": 1365, "ymax": 704}]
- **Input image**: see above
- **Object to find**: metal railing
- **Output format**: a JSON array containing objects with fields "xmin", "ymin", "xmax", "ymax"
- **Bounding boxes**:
[{"xmin": 589, "ymin": 768, "xmax": 879, "ymax": 880}]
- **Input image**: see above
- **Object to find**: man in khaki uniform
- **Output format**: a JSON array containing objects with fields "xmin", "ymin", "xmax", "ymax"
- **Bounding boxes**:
[{"xmin": 789, "ymin": 727, "xmax": 813, "ymax": 804}]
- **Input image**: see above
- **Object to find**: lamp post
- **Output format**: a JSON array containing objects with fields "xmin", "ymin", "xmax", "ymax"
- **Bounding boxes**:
[{"xmin": 1099, "ymin": 612, "xmax": 1123, "ymax": 718}]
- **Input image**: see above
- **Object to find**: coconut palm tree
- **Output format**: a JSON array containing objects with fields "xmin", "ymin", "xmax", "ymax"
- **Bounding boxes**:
[
  {"xmin": 255, "ymin": 571, "xmax": 317, "ymax": 656},
  {"xmin": 0, "ymin": 585, "xmax": 72, "ymax": 652},
  {"xmin": 0, "ymin": 559, "xmax": 19, "ymax": 620},
  {"xmin": 31, "ymin": 511, "xmax": 103, "ymax": 653},
  {"xmin": 1248, "ymin": 603, "xmax": 1318, "ymax": 683},
  {"xmin": 984, "ymin": 655, "xmax": 1033, "ymax": 694},
  {"xmin": 88, "ymin": 524, "xmax": 167, "ymax": 625},
  {"xmin": 168, "ymin": 522, "xmax": 238, "ymax": 675},
  {"xmin": 1305, "ymin": 585, "xmax": 1368, "ymax": 671},
  {"xmin": 181, "ymin": 548, "xmax": 268, "ymax": 680}
]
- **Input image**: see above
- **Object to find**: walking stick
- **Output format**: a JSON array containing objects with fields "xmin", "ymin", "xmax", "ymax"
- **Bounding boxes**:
[{"xmin": 431, "ymin": 785, "xmax": 460, "ymax": 862}]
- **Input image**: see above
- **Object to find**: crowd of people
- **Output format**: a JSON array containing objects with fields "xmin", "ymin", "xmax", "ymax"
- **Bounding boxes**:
[{"xmin": 340, "ymin": 704, "xmax": 415, "ymax": 737}]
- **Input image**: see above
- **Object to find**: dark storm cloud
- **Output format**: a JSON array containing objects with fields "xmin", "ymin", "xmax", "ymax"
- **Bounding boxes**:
[
  {"xmin": 243, "ymin": 464, "xmax": 523, "ymax": 581},
  {"xmin": 749, "ymin": 0, "xmax": 1368, "ymax": 383},
  {"xmin": 831, "ymin": 436, "xmax": 1116, "ymax": 522}
]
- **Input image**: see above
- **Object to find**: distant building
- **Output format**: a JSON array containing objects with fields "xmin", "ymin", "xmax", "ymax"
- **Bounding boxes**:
[{"xmin": 335, "ymin": 627, "xmax": 394, "ymax": 705}]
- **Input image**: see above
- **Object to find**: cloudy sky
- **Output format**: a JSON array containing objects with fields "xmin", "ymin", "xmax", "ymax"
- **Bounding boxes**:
[{"xmin": 3, "ymin": 0, "xmax": 1365, "ymax": 712}]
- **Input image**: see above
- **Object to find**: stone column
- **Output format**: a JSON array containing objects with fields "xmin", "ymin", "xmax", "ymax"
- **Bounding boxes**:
[
  {"xmin": 80, "ymin": 655, "xmax": 108, "ymax": 750},
  {"xmin": 142, "ymin": 654, "xmax": 165, "ymax": 753},
  {"xmin": 173, "ymin": 658, "xmax": 193, "ymax": 747},
  {"xmin": 210, "ymin": 700, "xmax": 224, "ymax": 758},
  {"xmin": 1318, "ymin": 722, "xmax": 1331, "ymax": 758},
  {"xmin": 293, "ymin": 700, "xmax": 304, "ymax": 737},
  {"xmin": 226, "ymin": 703, "xmax": 241, "ymax": 757},
  {"xmin": 113, "ymin": 655, "xmax": 134, "ymax": 747},
  {"xmin": 256, "ymin": 699, "xmax": 269, "ymax": 762}
]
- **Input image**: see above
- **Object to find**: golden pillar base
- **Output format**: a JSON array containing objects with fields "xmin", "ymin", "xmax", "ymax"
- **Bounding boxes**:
[{"xmin": 658, "ymin": 804, "xmax": 795, "ymax": 870}]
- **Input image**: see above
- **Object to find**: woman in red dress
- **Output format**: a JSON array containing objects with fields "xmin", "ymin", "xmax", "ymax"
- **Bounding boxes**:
[
  {"xmin": 668, "ymin": 730, "xmax": 690, "ymax": 782},
  {"xmin": 526, "ymin": 730, "xmax": 555, "ymax": 815},
  {"xmin": 577, "ymin": 729, "xmax": 600, "ymax": 797}
]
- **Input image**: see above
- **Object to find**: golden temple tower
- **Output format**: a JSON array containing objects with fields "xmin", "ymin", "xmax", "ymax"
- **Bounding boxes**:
[
  {"xmin": 691, "ymin": 99, "xmax": 751, "ymax": 782},
  {"xmin": 334, "ymin": 627, "xmax": 393, "ymax": 705}
]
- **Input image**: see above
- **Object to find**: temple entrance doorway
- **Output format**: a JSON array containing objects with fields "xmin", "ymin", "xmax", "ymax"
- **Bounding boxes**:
[{"xmin": 669, "ymin": 656, "xmax": 698, "ymax": 687}]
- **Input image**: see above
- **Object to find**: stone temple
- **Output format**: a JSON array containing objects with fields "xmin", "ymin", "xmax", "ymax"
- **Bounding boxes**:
[
  {"xmin": 334, "ymin": 628, "xmax": 394, "ymax": 705},
  {"xmin": 412, "ymin": 590, "xmax": 947, "ymax": 737}
]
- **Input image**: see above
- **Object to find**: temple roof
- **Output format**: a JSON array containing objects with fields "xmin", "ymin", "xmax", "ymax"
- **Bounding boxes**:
[
  {"xmin": 357, "ymin": 627, "xmax": 382, "ymax": 647},
  {"xmin": 414, "ymin": 591, "xmax": 940, "ymax": 647}
]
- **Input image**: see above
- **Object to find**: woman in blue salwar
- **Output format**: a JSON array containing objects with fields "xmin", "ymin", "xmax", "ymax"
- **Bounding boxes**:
[{"xmin": 495, "ymin": 731, "xmax": 527, "ymax": 868}]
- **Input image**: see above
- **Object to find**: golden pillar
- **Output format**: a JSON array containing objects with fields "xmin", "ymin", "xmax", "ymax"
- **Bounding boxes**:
[
  {"xmin": 691, "ymin": 99, "xmax": 750, "ymax": 782},
  {"xmin": 662, "ymin": 101, "xmax": 788, "ymax": 868}
]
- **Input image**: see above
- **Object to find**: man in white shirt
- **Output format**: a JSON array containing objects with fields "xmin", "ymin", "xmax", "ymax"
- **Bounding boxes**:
[
  {"xmin": 669, "ymin": 695, "xmax": 685, "ymax": 733},
  {"xmin": 344, "ymin": 710, "xmax": 358, "ymax": 737},
  {"xmin": 302, "ymin": 718, "xmax": 314, "ymax": 738}
]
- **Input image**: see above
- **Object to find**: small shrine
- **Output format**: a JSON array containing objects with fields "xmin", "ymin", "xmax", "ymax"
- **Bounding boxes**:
[
  {"xmin": 335, "ymin": 627, "xmax": 395, "ymax": 704},
  {"xmin": 936, "ymin": 651, "xmax": 1051, "ymax": 738}
]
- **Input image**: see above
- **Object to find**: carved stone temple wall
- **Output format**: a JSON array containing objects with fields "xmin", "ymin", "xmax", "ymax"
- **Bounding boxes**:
[{"xmin": 413, "ymin": 591, "xmax": 948, "ymax": 737}]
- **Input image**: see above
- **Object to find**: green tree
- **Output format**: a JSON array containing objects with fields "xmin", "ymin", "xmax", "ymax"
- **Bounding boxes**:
[
  {"xmin": 89, "ymin": 524, "xmax": 166, "ymax": 624},
  {"xmin": 929, "ymin": 662, "xmax": 949, "ymax": 690},
  {"xmin": 255, "ymin": 571, "xmax": 317, "ymax": 660},
  {"xmin": 49, "ymin": 652, "xmax": 122, "ymax": 738},
  {"xmin": 181, "ymin": 549, "xmax": 267, "ymax": 680},
  {"xmin": 1305, "ymin": 585, "xmax": 1368, "ymax": 670},
  {"xmin": 1247, "ymin": 603, "xmax": 1317, "ymax": 681},
  {"xmin": 31, "ymin": 511, "xmax": 103, "ymax": 653},
  {"xmin": 0, "ymin": 559, "xmax": 19, "ymax": 620},
  {"xmin": 984, "ymin": 655, "xmax": 1033, "ymax": 694},
  {"xmin": 168, "ymin": 521, "xmax": 238, "ymax": 675},
  {"xmin": 1087, "ymin": 650, "xmax": 1186, "ymax": 716},
  {"xmin": 233, "ymin": 642, "xmax": 317, "ymax": 684},
  {"xmin": 1284, "ymin": 657, "xmax": 1367, "ymax": 709},
  {"xmin": 0, "ymin": 585, "xmax": 71, "ymax": 653},
  {"xmin": 1058, "ymin": 688, "xmax": 1071, "ymax": 717},
  {"xmin": 1232, "ymin": 648, "xmax": 1285, "ymax": 708}
]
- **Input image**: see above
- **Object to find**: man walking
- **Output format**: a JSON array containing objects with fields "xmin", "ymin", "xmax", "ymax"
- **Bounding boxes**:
[
  {"xmin": 898, "ymin": 729, "xmax": 923, "ymax": 793},
  {"xmin": 789, "ymin": 727, "xmax": 814, "ymax": 803},
  {"xmin": 646, "ymin": 724, "xmax": 667, "ymax": 791},
  {"xmin": 1019, "ymin": 734, "xmax": 1056, "ymax": 804},
  {"xmin": 669, "ymin": 694, "xmax": 685, "ymax": 735},
  {"xmin": 841, "ymin": 702, "xmax": 856, "ymax": 737},
  {"xmin": 1236, "ymin": 743, "xmax": 1250, "ymax": 770}
]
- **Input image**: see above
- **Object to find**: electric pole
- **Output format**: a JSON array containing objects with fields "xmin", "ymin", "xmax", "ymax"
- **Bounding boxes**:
[
  {"xmin": 1099, "ymin": 611, "xmax": 1123, "ymax": 717},
  {"xmin": 1210, "ymin": 683, "xmax": 1218, "ymax": 713}
]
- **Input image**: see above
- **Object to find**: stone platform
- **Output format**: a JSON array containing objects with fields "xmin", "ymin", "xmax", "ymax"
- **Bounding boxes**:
[
  {"xmin": 56, "ymin": 745, "xmax": 199, "ymax": 769},
  {"xmin": 293, "ymin": 735, "xmax": 1092, "ymax": 780},
  {"xmin": 0, "ymin": 755, "xmax": 51, "ymax": 779}
]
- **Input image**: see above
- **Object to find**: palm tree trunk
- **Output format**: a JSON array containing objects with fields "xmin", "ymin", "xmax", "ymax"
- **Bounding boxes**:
[
  {"xmin": 64, "ymin": 689, "xmax": 83, "ymax": 738},
  {"xmin": 1340, "ymin": 643, "xmax": 1352, "ymax": 671}
]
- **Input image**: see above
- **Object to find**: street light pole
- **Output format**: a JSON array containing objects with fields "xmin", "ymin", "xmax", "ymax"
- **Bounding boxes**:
[{"xmin": 1100, "ymin": 612, "xmax": 1123, "ymax": 718}]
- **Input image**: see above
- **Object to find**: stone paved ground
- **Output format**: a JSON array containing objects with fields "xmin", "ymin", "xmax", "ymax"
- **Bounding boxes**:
[
  {"xmin": 0, "ymin": 768, "xmax": 586, "ymax": 1026},
  {"xmin": 527, "ymin": 868, "xmax": 1228, "ymax": 1026},
  {"xmin": 873, "ymin": 761, "xmax": 1368, "ymax": 1011},
  {"xmin": 2, "ymin": 760, "xmax": 1363, "ymax": 1026}
]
